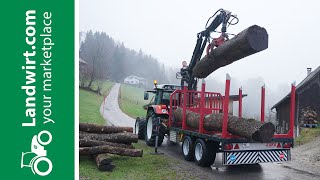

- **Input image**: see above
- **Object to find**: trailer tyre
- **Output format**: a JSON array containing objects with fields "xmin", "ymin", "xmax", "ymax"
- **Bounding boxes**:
[
  {"xmin": 145, "ymin": 111, "xmax": 164, "ymax": 147},
  {"xmin": 194, "ymin": 139, "xmax": 216, "ymax": 167},
  {"xmin": 182, "ymin": 136, "xmax": 194, "ymax": 161},
  {"xmin": 134, "ymin": 117, "xmax": 146, "ymax": 139}
]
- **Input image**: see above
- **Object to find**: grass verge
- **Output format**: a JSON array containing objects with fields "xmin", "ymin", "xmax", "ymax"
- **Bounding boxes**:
[
  {"xmin": 119, "ymin": 84, "xmax": 149, "ymax": 118},
  {"xmin": 295, "ymin": 127, "xmax": 320, "ymax": 145}
]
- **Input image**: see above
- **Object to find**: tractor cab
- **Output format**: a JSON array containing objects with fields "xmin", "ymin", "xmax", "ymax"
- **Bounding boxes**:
[{"xmin": 143, "ymin": 82, "xmax": 180, "ymax": 107}]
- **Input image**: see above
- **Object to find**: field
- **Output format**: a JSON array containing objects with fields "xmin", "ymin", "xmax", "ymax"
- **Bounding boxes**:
[
  {"xmin": 79, "ymin": 83, "xmax": 178, "ymax": 179},
  {"xmin": 119, "ymin": 84, "xmax": 150, "ymax": 118}
]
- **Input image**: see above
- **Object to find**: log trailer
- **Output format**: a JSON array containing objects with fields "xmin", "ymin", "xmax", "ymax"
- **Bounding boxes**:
[{"xmin": 134, "ymin": 9, "xmax": 294, "ymax": 166}]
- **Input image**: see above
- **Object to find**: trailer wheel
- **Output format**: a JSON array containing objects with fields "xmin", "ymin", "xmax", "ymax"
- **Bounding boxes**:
[
  {"xmin": 134, "ymin": 117, "xmax": 146, "ymax": 139},
  {"xmin": 182, "ymin": 136, "xmax": 194, "ymax": 161},
  {"xmin": 194, "ymin": 139, "xmax": 216, "ymax": 167},
  {"xmin": 145, "ymin": 110, "xmax": 164, "ymax": 146}
]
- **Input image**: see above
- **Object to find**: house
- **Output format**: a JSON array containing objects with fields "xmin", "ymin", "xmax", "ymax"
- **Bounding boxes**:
[
  {"xmin": 123, "ymin": 75, "xmax": 147, "ymax": 87},
  {"xmin": 79, "ymin": 58, "xmax": 88, "ymax": 74},
  {"xmin": 272, "ymin": 67, "xmax": 320, "ymax": 137}
]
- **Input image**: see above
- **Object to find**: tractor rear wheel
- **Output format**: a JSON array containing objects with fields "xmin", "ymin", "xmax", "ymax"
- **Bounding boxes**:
[
  {"xmin": 134, "ymin": 117, "xmax": 146, "ymax": 139},
  {"xmin": 145, "ymin": 110, "xmax": 164, "ymax": 147}
]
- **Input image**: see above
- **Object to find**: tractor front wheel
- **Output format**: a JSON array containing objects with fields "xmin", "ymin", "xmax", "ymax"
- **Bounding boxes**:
[
  {"xmin": 134, "ymin": 117, "xmax": 146, "ymax": 139},
  {"xmin": 145, "ymin": 111, "xmax": 164, "ymax": 147}
]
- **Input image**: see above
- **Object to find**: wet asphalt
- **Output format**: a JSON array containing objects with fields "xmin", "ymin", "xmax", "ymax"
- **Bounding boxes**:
[{"xmin": 101, "ymin": 84, "xmax": 320, "ymax": 180}]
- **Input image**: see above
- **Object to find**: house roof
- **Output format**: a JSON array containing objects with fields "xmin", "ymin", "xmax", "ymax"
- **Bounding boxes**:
[
  {"xmin": 79, "ymin": 58, "xmax": 87, "ymax": 64},
  {"xmin": 126, "ymin": 75, "xmax": 146, "ymax": 81},
  {"xmin": 272, "ymin": 66, "xmax": 320, "ymax": 109}
]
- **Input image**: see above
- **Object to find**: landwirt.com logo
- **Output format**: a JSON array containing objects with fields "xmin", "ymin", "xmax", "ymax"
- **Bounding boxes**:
[{"xmin": 20, "ymin": 130, "xmax": 53, "ymax": 176}]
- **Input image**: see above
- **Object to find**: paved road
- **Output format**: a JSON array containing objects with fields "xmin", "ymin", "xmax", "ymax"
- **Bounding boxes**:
[
  {"xmin": 100, "ymin": 84, "xmax": 320, "ymax": 180},
  {"xmin": 100, "ymin": 83, "xmax": 135, "ymax": 127}
]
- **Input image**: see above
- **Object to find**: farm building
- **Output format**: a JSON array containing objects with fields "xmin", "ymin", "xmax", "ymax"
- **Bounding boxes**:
[
  {"xmin": 79, "ymin": 58, "xmax": 88, "ymax": 74},
  {"xmin": 123, "ymin": 75, "xmax": 147, "ymax": 87},
  {"xmin": 272, "ymin": 66, "xmax": 320, "ymax": 137}
]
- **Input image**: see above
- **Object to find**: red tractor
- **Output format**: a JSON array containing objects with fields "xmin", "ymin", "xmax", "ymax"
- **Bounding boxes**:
[{"xmin": 135, "ymin": 81, "xmax": 180, "ymax": 146}]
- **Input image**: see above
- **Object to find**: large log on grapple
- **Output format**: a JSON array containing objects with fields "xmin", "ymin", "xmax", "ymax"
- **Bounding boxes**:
[
  {"xmin": 79, "ymin": 145, "xmax": 143, "ymax": 157},
  {"xmin": 80, "ymin": 132, "xmax": 138, "ymax": 144},
  {"xmin": 192, "ymin": 25, "xmax": 268, "ymax": 78},
  {"xmin": 80, "ymin": 123, "xmax": 133, "ymax": 134},
  {"xmin": 173, "ymin": 107, "xmax": 275, "ymax": 142}
]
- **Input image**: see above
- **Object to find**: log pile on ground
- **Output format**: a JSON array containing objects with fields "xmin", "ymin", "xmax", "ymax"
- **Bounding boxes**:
[
  {"xmin": 79, "ymin": 123, "xmax": 142, "ymax": 172},
  {"xmin": 173, "ymin": 107, "xmax": 275, "ymax": 143}
]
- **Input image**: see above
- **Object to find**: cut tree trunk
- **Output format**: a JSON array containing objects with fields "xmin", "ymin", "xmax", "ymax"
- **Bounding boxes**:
[
  {"xmin": 94, "ymin": 154, "xmax": 112, "ymax": 171},
  {"xmin": 79, "ymin": 139, "xmax": 134, "ymax": 149},
  {"xmin": 96, "ymin": 163, "xmax": 116, "ymax": 172},
  {"xmin": 173, "ymin": 107, "xmax": 275, "ymax": 142},
  {"xmin": 79, "ymin": 132, "xmax": 138, "ymax": 144},
  {"xmin": 192, "ymin": 25, "xmax": 268, "ymax": 78},
  {"xmin": 80, "ymin": 123, "xmax": 133, "ymax": 134},
  {"xmin": 79, "ymin": 145, "xmax": 143, "ymax": 157}
]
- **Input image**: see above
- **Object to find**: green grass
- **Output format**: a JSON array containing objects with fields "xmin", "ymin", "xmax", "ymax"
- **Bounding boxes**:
[
  {"xmin": 80, "ymin": 143, "xmax": 179, "ymax": 180},
  {"xmin": 119, "ymin": 84, "xmax": 150, "ymax": 118},
  {"xmin": 295, "ymin": 127, "xmax": 320, "ymax": 145},
  {"xmin": 79, "ymin": 83, "xmax": 179, "ymax": 179},
  {"xmin": 79, "ymin": 89, "xmax": 106, "ymax": 125},
  {"xmin": 79, "ymin": 81, "xmax": 114, "ymax": 124}
]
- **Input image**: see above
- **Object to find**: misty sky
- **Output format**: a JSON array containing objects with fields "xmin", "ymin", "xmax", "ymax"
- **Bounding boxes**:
[{"xmin": 80, "ymin": 0, "xmax": 319, "ymax": 90}]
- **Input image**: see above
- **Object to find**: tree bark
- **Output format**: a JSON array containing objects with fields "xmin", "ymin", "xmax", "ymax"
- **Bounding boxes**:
[
  {"xmin": 79, "ymin": 145, "xmax": 143, "ymax": 157},
  {"xmin": 94, "ymin": 153, "xmax": 113, "ymax": 165},
  {"xmin": 79, "ymin": 138, "xmax": 134, "ymax": 149},
  {"xmin": 173, "ymin": 107, "xmax": 275, "ymax": 142},
  {"xmin": 79, "ymin": 132, "xmax": 138, "ymax": 144},
  {"xmin": 192, "ymin": 25, "xmax": 268, "ymax": 78},
  {"xmin": 80, "ymin": 123, "xmax": 133, "ymax": 134}
]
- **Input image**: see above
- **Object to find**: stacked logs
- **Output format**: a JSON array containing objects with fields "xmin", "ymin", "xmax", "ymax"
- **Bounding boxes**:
[
  {"xmin": 79, "ymin": 123, "xmax": 142, "ymax": 172},
  {"xmin": 173, "ymin": 107, "xmax": 275, "ymax": 143}
]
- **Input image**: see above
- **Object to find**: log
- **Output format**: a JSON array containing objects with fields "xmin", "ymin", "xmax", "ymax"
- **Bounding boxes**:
[
  {"xmin": 96, "ymin": 163, "xmax": 116, "ymax": 172},
  {"xmin": 79, "ymin": 145, "xmax": 143, "ymax": 157},
  {"xmin": 94, "ymin": 154, "xmax": 113, "ymax": 166},
  {"xmin": 79, "ymin": 132, "xmax": 138, "ymax": 144},
  {"xmin": 79, "ymin": 139, "xmax": 134, "ymax": 149},
  {"xmin": 192, "ymin": 25, "xmax": 268, "ymax": 78},
  {"xmin": 80, "ymin": 123, "xmax": 133, "ymax": 134},
  {"xmin": 173, "ymin": 107, "xmax": 275, "ymax": 142}
]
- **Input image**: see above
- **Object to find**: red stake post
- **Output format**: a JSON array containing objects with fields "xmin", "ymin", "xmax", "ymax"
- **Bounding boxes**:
[
  {"xmin": 222, "ymin": 74, "xmax": 231, "ymax": 138},
  {"xmin": 260, "ymin": 84, "xmax": 265, "ymax": 122},
  {"xmin": 238, "ymin": 87, "xmax": 242, "ymax": 118},
  {"xmin": 182, "ymin": 86, "xmax": 187, "ymax": 130},
  {"xmin": 199, "ymin": 79, "xmax": 206, "ymax": 133},
  {"xmin": 289, "ymin": 82, "xmax": 296, "ymax": 138}
]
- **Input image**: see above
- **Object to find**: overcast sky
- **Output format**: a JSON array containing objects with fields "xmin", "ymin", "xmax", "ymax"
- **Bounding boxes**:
[{"xmin": 80, "ymin": 0, "xmax": 319, "ymax": 89}]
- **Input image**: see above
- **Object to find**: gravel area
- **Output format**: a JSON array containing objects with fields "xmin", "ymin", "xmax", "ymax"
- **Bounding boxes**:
[{"xmin": 282, "ymin": 136, "xmax": 320, "ymax": 176}]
